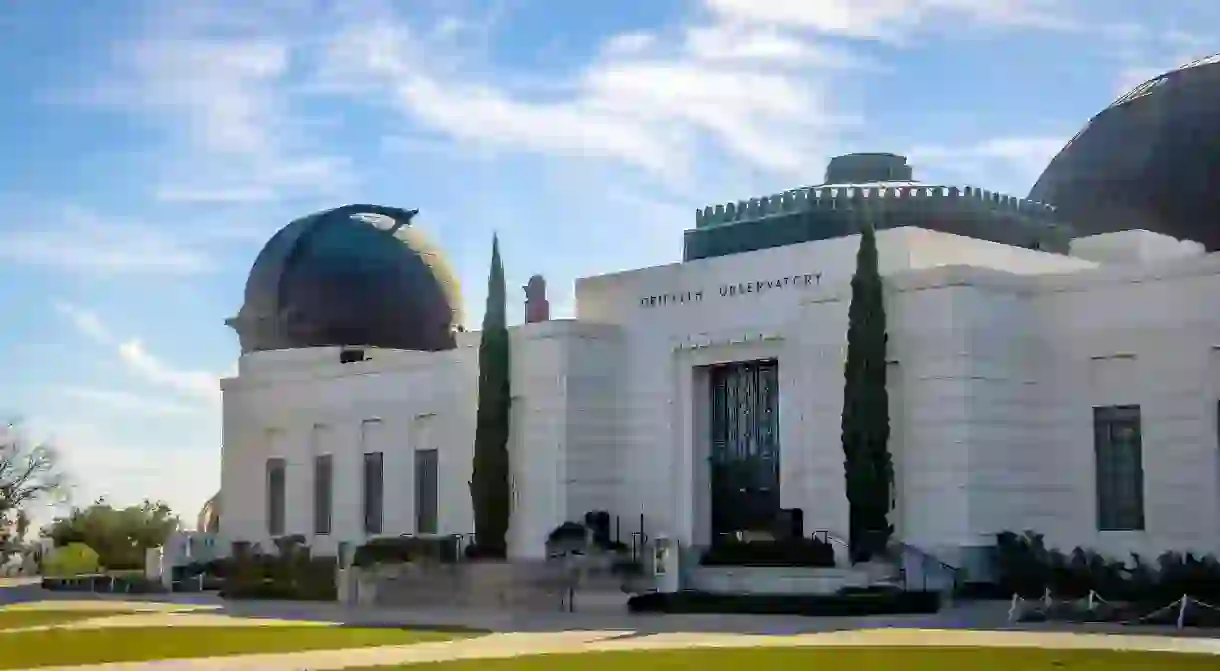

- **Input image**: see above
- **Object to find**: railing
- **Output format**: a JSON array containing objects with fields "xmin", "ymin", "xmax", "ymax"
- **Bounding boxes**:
[
  {"xmin": 892, "ymin": 541, "xmax": 963, "ymax": 594},
  {"xmin": 809, "ymin": 529, "xmax": 850, "ymax": 551},
  {"xmin": 810, "ymin": 531, "xmax": 962, "ymax": 593}
]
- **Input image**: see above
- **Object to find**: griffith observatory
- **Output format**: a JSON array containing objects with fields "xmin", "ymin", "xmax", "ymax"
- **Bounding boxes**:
[{"xmin": 214, "ymin": 56, "xmax": 1220, "ymax": 585}]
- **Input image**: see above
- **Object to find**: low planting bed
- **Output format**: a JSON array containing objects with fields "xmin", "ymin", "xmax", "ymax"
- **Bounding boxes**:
[
  {"xmin": 997, "ymin": 530, "xmax": 1220, "ymax": 628},
  {"xmin": 627, "ymin": 587, "xmax": 941, "ymax": 616}
]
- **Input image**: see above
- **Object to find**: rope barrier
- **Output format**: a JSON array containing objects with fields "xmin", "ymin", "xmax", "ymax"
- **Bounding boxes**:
[
  {"xmin": 1191, "ymin": 597, "xmax": 1220, "ymax": 612},
  {"xmin": 1006, "ymin": 589, "xmax": 1220, "ymax": 628}
]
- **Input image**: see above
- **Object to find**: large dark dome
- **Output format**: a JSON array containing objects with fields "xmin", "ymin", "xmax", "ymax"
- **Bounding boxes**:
[
  {"xmin": 229, "ymin": 204, "xmax": 463, "ymax": 354},
  {"xmin": 1029, "ymin": 54, "xmax": 1220, "ymax": 249}
]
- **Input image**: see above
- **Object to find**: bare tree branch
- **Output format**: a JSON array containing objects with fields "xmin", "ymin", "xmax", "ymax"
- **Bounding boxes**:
[{"xmin": 0, "ymin": 422, "xmax": 67, "ymax": 518}]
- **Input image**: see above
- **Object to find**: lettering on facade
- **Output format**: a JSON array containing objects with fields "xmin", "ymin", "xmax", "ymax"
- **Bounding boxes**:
[{"xmin": 639, "ymin": 273, "xmax": 822, "ymax": 308}]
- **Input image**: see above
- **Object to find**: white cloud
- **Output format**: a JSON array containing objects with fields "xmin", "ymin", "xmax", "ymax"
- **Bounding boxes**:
[
  {"xmin": 703, "ymin": 0, "xmax": 1077, "ymax": 41},
  {"xmin": 910, "ymin": 135, "xmax": 1069, "ymax": 192},
  {"xmin": 0, "ymin": 207, "xmax": 212, "ymax": 276},
  {"xmin": 318, "ymin": 7, "xmax": 853, "ymax": 182},
  {"xmin": 52, "ymin": 302, "xmax": 112, "ymax": 343},
  {"xmin": 117, "ymin": 340, "xmax": 221, "ymax": 406},
  {"xmin": 55, "ymin": 303, "xmax": 222, "ymax": 407},
  {"xmin": 80, "ymin": 12, "xmax": 354, "ymax": 205},
  {"xmin": 601, "ymin": 32, "xmax": 656, "ymax": 57}
]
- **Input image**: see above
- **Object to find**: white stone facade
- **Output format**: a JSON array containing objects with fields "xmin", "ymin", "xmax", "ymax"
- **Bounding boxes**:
[{"xmin": 220, "ymin": 226, "xmax": 1220, "ymax": 577}]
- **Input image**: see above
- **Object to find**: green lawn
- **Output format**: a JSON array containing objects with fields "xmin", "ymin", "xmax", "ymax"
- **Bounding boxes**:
[
  {"xmin": 0, "ymin": 625, "xmax": 478, "ymax": 668},
  {"xmin": 354, "ymin": 646, "xmax": 1220, "ymax": 670},
  {"xmin": 0, "ymin": 609, "xmax": 134, "ymax": 631}
]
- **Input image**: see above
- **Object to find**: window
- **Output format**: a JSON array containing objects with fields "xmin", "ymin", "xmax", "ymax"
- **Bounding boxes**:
[
  {"xmin": 266, "ymin": 458, "xmax": 286, "ymax": 536},
  {"xmin": 1094, "ymin": 405, "xmax": 1145, "ymax": 531},
  {"xmin": 314, "ymin": 454, "xmax": 333, "ymax": 536},
  {"xmin": 363, "ymin": 451, "xmax": 384, "ymax": 535},
  {"xmin": 414, "ymin": 449, "xmax": 438, "ymax": 534}
]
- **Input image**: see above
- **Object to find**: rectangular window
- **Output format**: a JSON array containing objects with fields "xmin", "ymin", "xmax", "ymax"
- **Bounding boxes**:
[
  {"xmin": 414, "ymin": 448, "xmax": 438, "ymax": 534},
  {"xmin": 266, "ymin": 458, "xmax": 286, "ymax": 537},
  {"xmin": 363, "ymin": 451, "xmax": 384, "ymax": 535},
  {"xmin": 314, "ymin": 454, "xmax": 333, "ymax": 536},
  {"xmin": 1094, "ymin": 405, "xmax": 1145, "ymax": 531}
]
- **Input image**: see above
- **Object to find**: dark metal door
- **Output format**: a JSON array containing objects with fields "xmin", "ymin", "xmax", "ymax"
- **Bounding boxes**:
[{"xmin": 709, "ymin": 360, "xmax": 780, "ymax": 541}]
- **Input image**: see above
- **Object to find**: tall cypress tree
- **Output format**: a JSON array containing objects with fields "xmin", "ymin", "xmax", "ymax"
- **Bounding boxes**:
[
  {"xmin": 841, "ymin": 216, "xmax": 893, "ymax": 563},
  {"xmin": 471, "ymin": 234, "xmax": 512, "ymax": 558}
]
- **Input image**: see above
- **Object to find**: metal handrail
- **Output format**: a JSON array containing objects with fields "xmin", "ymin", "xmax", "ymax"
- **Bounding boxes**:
[
  {"xmin": 892, "ymin": 540, "xmax": 963, "ymax": 592},
  {"xmin": 809, "ymin": 530, "xmax": 962, "ymax": 592},
  {"xmin": 809, "ymin": 529, "xmax": 850, "ymax": 548}
]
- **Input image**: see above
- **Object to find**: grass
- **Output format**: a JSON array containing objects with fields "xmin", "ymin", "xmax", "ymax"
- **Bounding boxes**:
[
  {"xmin": 351, "ymin": 646, "xmax": 1220, "ymax": 670},
  {"xmin": 0, "ymin": 625, "xmax": 478, "ymax": 668},
  {"xmin": 0, "ymin": 609, "xmax": 134, "ymax": 630}
]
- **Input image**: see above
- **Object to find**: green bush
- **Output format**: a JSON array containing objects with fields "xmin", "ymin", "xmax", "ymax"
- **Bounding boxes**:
[
  {"xmin": 995, "ymin": 531, "xmax": 1220, "ymax": 602},
  {"xmin": 43, "ymin": 543, "xmax": 101, "ymax": 577},
  {"xmin": 351, "ymin": 535, "xmax": 460, "ymax": 568},
  {"xmin": 220, "ymin": 542, "xmax": 337, "ymax": 601},
  {"xmin": 700, "ymin": 538, "xmax": 836, "ymax": 568}
]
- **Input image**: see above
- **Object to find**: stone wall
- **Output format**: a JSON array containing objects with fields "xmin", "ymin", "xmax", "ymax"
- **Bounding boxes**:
[{"xmin": 356, "ymin": 561, "xmax": 572, "ymax": 610}]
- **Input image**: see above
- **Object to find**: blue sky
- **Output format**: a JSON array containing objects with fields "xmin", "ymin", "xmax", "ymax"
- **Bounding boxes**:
[{"xmin": 0, "ymin": 0, "xmax": 1214, "ymax": 527}]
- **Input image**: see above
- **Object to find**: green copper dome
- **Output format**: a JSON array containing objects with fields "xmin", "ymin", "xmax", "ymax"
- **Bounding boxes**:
[{"xmin": 229, "ymin": 205, "xmax": 464, "ymax": 353}]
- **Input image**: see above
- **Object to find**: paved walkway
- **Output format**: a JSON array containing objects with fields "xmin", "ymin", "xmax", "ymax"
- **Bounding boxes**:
[{"xmin": 14, "ymin": 627, "xmax": 1220, "ymax": 671}]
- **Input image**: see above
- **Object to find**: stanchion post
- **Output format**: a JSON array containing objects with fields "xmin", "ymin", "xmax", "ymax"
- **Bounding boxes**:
[
  {"xmin": 1177, "ymin": 595, "xmax": 1189, "ymax": 629},
  {"xmin": 1007, "ymin": 594, "xmax": 1020, "ymax": 623},
  {"xmin": 1087, "ymin": 590, "xmax": 1095, "ymax": 610}
]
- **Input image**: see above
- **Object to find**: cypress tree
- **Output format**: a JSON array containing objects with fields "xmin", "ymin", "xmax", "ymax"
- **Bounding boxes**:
[
  {"xmin": 471, "ymin": 234, "xmax": 512, "ymax": 558},
  {"xmin": 840, "ymin": 216, "xmax": 893, "ymax": 563}
]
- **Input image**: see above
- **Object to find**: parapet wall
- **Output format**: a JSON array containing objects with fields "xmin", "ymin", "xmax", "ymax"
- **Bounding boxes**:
[{"xmin": 694, "ymin": 184, "xmax": 1059, "ymax": 229}]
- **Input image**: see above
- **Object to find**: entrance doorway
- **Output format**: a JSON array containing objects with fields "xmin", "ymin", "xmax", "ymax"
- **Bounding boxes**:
[{"xmin": 708, "ymin": 359, "xmax": 780, "ymax": 542}]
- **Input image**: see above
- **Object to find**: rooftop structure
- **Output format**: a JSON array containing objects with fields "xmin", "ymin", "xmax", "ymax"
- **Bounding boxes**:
[{"xmin": 685, "ymin": 153, "xmax": 1070, "ymax": 261}]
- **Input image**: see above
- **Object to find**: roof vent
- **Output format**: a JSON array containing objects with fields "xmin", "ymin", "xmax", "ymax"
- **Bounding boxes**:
[{"xmin": 824, "ymin": 153, "xmax": 913, "ymax": 184}]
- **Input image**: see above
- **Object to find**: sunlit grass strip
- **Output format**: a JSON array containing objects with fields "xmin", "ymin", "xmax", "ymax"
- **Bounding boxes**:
[{"xmin": 0, "ymin": 625, "xmax": 480, "ymax": 668}]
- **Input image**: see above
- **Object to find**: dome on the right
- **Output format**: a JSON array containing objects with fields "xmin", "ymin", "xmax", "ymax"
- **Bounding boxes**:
[{"xmin": 1029, "ymin": 54, "xmax": 1220, "ymax": 249}]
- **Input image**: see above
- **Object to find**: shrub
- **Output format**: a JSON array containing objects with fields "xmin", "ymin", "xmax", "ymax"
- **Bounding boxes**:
[
  {"xmin": 994, "ymin": 530, "xmax": 1220, "ymax": 603},
  {"xmin": 43, "ymin": 543, "xmax": 101, "ymax": 577},
  {"xmin": 700, "ymin": 537, "xmax": 835, "ymax": 568},
  {"xmin": 583, "ymin": 511, "xmax": 612, "ymax": 547},
  {"xmin": 351, "ymin": 535, "xmax": 461, "ymax": 568},
  {"xmin": 220, "ymin": 541, "xmax": 337, "ymax": 601}
]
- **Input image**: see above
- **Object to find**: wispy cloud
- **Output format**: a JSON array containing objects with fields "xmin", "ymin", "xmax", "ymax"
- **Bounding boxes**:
[
  {"xmin": 317, "ymin": 6, "xmax": 856, "ymax": 183},
  {"xmin": 0, "ymin": 207, "xmax": 213, "ymax": 276},
  {"xmin": 911, "ymin": 136, "xmax": 1070, "ymax": 192},
  {"xmin": 77, "ymin": 9, "xmax": 354, "ymax": 205},
  {"xmin": 703, "ymin": 0, "xmax": 1079, "ymax": 42},
  {"xmin": 54, "ymin": 303, "xmax": 221, "ymax": 407}
]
